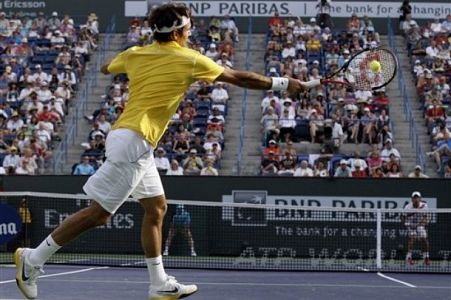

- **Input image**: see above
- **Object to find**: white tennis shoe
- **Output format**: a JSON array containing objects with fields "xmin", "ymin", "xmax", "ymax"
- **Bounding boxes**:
[
  {"xmin": 148, "ymin": 276, "xmax": 197, "ymax": 300},
  {"xmin": 15, "ymin": 248, "xmax": 44, "ymax": 299}
]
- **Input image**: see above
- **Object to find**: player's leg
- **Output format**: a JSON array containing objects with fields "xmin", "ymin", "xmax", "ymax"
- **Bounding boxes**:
[
  {"xmin": 182, "ymin": 228, "xmax": 196, "ymax": 256},
  {"xmin": 419, "ymin": 227, "xmax": 430, "ymax": 265},
  {"xmin": 15, "ymin": 202, "xmax": 111, "ymax": 299},
  {"xmin": 164, "ymin": 226, "xmax": 176, "ymax": 256},
  {"xmin": 406, "ymin": 236, "xmax": 415, "ymax": 265},
  {"xmin": 134, "ymin": 162, "xmax": 197, "ymax": 299},
  {"xmin": 15, "ymin": 128, "xmax": 149, "ymax": 299}
]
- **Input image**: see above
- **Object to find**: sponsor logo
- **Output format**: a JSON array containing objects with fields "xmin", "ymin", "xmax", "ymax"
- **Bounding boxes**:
[{"xmin": 0, "ymin": 203, "xmax": 23, "ymax": 245}]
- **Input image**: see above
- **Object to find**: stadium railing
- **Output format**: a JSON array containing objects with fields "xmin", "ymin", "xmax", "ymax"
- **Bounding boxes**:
[
  {"xmin": 387, "ymin": 18, "xmax": 425, "ymax": 170},
  {"xmin": 236, "ymin": 17, "xmax": 253, "ymax": 175},
  {"xmin": 52, "ymin": 15, "xmax": 116, "ymax": 174},
  {"xmin": 1, "ymin": 191, "xmax": 450, "ymax": 273}
]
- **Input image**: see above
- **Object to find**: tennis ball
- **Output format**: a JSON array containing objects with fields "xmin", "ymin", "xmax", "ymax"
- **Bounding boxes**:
[{"xmin": 369, "ymin": 60, "xmax": 381, "ymax": 72}]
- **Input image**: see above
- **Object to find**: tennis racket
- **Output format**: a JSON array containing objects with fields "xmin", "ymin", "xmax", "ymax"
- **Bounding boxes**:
[{"xmin": 304, "ymin": 48, "xmax": 398, "ymax": 91}]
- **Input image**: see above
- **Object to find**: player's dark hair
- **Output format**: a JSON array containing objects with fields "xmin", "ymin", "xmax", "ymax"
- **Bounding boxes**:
[{"xmin": 149, "ymin": 3, "xmax": 191, "ymax": 43}]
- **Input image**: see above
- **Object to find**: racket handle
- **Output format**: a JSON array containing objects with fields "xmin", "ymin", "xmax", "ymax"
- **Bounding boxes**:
[{"xmin": 301, "ymin": 79, "xmax": 321, "ymax": 89}]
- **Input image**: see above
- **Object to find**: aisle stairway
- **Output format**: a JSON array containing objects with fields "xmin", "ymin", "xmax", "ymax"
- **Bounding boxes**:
[{"xmin": 55, "ymin": 34, "xmax": 126, "ymax": 174}]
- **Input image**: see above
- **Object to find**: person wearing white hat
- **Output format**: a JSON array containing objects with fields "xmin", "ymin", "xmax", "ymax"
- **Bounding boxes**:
[
  {"xmin": 401, "ymin": 191, "xmax": 431, "ymax": 265},
  {"xmin": 380, "ymin": 138, "xmax": 401, "ymax": 162},
  {"xmin": 205, "ymin": 43, "xmax": 218, "ymax": 60},
  {"xmin": 48, "ymin": 11, "xmax": 61, "ymax": 30},
  {"xmin": 408, "ymin": 165, "xmax": 429, "ymax": 178},
  {"xmin": 154, "ymin": 147, "xmax": 170, "ymax": 175},
  {"xmin": 31, "ymin": 64, "xmax": 50, "ymax": 84}
]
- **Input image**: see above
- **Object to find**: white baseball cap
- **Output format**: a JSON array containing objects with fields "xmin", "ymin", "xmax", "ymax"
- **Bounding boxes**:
[{"xmin": 411, "ymin": 191, "xmax": 421, "ymax": 198}]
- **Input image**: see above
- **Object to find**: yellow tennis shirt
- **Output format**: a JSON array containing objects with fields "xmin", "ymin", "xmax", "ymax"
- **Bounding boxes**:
[{"xmin": 108, "ymin": 41, "xmax": 224, "ymax": 147}]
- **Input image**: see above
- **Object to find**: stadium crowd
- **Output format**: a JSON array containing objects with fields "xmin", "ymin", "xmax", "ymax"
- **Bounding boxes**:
[
  {"xmin": 402, "ymin": 13, "xmax": 451, "ymax": 177},
  {"xmin": 0, "ymin": 11, "xmax": 98, "ymax": 175},
  {"xmin": 259, "ymin": 12, "xmax": 450, "ymax": 178},
  {"xmin": 77, "ymin": 14, "xmax": 240, "ymax": 176}
]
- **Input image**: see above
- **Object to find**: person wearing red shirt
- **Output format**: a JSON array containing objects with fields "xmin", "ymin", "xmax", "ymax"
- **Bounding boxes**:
[
  {"xmin": 268, "ymin": 12, "xmax": 282, "ymax": 27},
  {"xmin": 37, "ymin": 106, "xmax": 61, "ymax": 123},
  {"xmin": 351, "ymin": 162, "xmax": 367, "ymax": 177},
  {"xmin": 426, "ymin": 99, "xmax": 445, "ymax": 132}
]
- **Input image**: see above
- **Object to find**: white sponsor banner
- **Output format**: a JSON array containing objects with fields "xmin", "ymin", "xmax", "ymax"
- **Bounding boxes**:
[
  {"xmin": 222, "ymin": 191, "xmax": 437, "ymax": 224},
  {"xmin": 174, "ymin": 1, "xmax": 451, "ymax": 19}
]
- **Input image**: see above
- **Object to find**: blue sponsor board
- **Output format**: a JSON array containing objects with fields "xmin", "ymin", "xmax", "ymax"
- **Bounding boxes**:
[{"xmin": 0, "ymin": 203, "xmax": 23, "ymax": 245}]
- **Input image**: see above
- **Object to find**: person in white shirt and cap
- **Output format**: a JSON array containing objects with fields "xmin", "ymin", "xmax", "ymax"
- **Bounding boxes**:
[
  {"xmin": 401, "ymin": 191, "xmax": 431, "ymax": 266},
  {"xmin": 408, "ymin": 165, "xmax": 429, "ymax": 178},
  {"xmin": 205, "ymin": 43, "xmax": 218, "ymax": 60},
  {"xmin": 154, "ymin": 147, "xmax": 170, "ymax": 175}
]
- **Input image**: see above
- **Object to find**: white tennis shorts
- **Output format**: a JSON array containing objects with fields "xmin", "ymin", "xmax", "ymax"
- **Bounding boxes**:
[
  {"xmin": 407, "ymin": 226, "xmax": 427, "ymax": 239},
  {"xmin": 83, "ymin": 128, "xmax": 164, "ymax": 214}
]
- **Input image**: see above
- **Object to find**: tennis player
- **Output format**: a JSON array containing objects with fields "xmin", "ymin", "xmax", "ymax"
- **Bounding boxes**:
[
  {"xmin": 15, "ymin": 3, "xmax": 312, "ymax": 300},
  {"xmin": 163, "ymin": 204, "xmax": 197, "ymax": 257},
  {"xmin": 401, "ymin": 191, "xmax": 431, "ymax": 266}
]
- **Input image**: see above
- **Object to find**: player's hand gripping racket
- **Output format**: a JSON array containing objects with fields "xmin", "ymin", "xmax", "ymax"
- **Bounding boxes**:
[{"xmin": 303, "ymin": 48, "xmax": 398, "ymax": 91}]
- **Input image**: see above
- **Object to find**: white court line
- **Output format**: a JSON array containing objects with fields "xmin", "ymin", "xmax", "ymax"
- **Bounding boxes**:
[
  {"xmin": 377, "ymin": 272, "xmax": 416, "ymax": 288},
  {"xmin": 0, "ymin": 266, "xmax": 109, "ymax": 284},
  {"xmin": 27, "ymin": 278, "xmax": 446, "ymax": 289}
]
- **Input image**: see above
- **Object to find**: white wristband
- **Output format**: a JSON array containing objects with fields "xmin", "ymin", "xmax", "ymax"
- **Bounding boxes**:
[{"xmin": 271, "ymin": 77, "xmax": 289, "ymax": 91}]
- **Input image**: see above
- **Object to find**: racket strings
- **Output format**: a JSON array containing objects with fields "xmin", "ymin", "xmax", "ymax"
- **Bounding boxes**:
[{"xmin": 345, "ymin": 50, "xmax": 397, "ymax": 90}]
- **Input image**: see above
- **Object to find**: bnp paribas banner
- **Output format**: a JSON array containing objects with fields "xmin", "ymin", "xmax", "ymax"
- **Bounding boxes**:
[
  {"xmin": 174, "ymin": 1, "xmax": 451, "ymax": 18},
  {"xmin": 125, "ymin": 1, "xmax": 451, "ymax": 18}
]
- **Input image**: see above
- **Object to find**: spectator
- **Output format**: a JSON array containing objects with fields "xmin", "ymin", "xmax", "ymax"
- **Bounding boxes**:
[
  {"xmin": 211, "ymin": 82, "xmax": 229, "ymax": 104},
  {"xmin": 7, "ymin": 112, "xmax": 24, "ymax": 132},
  {"xmin": 166, "ymin": 160, "xmax": 184, "ymax": 176},
  {"xmin": 58, "ymin": 65, "xmax": 77, "ymax": 87},
  {"xmin": 347, "ymin": 13, "xmax": 360, "ymax": 33},
  {"xmin": 281, "ymin": 41, "xmax": 296, "ymax": 59},
  {"xmin": 20, "ymin": 148, "xmax": 38, "ymax": 175},
  {"xmin": 281, "ymin": 140, "xmax": 297, "ymax": 159},
  {"xmin": 216, "ymin": 52, "xmax": 233, "ymax": 69},
  {"xmin": 205, "ymin": 43, "xmax": 219, "ymax": 60},
  {"xmin": 183, "ymin": 149, "xmax": 203, "ymax": 175},
  {"xmin": 386, "ymin": 164, "xmax": 403, "ymax": 178},
  {"xmin": 154, "ymin": 147, "xmax": 170, "ymax": 175},
  {"xmin": 278, "ymin": 152, "xmax": 297, "ymax": 176},
  {"xmin": 73, "ymin": 156, "xmax": 95, "ymax": 175},
  {"xmin": 334, "ymin": 159, "xmax": 352, "ymax": 177},
  {"xmin": 260, "ymin": 151, "xmax": 279, "ymax": 175},
  {"xmin": 308, "ymin": 108, "xmax": 324, "ymax": 143},
  {"xmin": 261, "ymin": 107, "xmax": 279, "ymax": 140},
  {"xmin": 200, "ymin": 159, "xmax": 218, "ymax": 176},
  {"xmin": 294, "ymin": 160, "xmax": 313, "ymax": 177},
  {"xmin": 3, "ymin": 146, "xmax": 21, "ymax": 169},
  {"xmin": 268, "ymin": 12, "xmax": 282, "ymax": 28},
  {"xmin": 348, "ymin": 151, "xmax": 368, "ymax": 172},
  {"xmin": 351, "ymin": 161, "xmax": 367, "ymax": 177},
  {"xmin": 360, "ymin": 107, "xmax": 377, "ymax": 144},
  {"xmin": 261, "ymin": 90, "xmax": 279, "ymax": 112},
  {"xmin": 220, "ymin": 15, "xmax": 239, "ymax": 42},
  {"xmin": 278, "ymin": 109, "xmax": 296, "ymax": 142},
  {"xmin": 380, "ymin": 139, "xmax": 401, "ymax": 162},
  {"xmin": 314, "ymin": 161, "xmax": 329, "ymax": 177},
  {"xmin": 97, "ymin": 114, "xmax": 111, "ymax": 135},
  {"xmin": 31, "ymin": 65, "xmax": 49, "ymax": 85},
  {"xmin": 408, "ymin": 165, "xmax": 429, "ymax": 178},
  {"xmin": 331, "ymin": 115, "xmax": 344, "ymax": 149}
]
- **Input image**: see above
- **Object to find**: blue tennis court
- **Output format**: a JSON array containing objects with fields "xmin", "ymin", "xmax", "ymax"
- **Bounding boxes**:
[{"xmin": 1, "ymin": 265, "xmax": 450, "ymax": 300}]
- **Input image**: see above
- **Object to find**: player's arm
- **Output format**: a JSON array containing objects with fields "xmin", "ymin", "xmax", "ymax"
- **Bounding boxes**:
[
  {"xmin": 216, "ymin": 68, "xmax": 309, "ymax": 94},
  {"xmin": 100, "ymin": 61, "xmax": 112, "ymax": 75}
]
